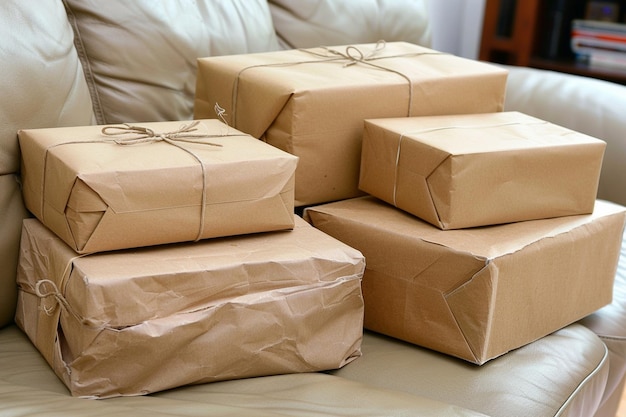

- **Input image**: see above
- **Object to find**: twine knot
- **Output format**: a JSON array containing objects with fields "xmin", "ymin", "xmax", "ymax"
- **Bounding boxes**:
[
  {"xmin": 100, "ymin": 120, "xmax": 233, "ymax": 242},
  {"xmin": 214, "ymin": 103, "xmax": 229, "ymax": 126},
  {"xmin": 324, "ymin": 40, "xmax": 386, "ymax": 67},
  {"xmin": 35, "ymin": 279, "xmax": 64, "ymax": 310},
  {"xmin": 302, "ymin": 40, "xmax": 414, "ymax": 115},
  {"xmin": 34, "ymin": 279, "xmax": 100, "ymax": 327},
  {"xmin": 101, "ymin": 120, "xmax": 222, "ymax": 147}
]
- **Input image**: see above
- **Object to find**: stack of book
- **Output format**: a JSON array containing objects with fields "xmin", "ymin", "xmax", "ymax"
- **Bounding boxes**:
[{"xmin": 571, "ymin": 19, "xmax": 626, "ymax": 70}]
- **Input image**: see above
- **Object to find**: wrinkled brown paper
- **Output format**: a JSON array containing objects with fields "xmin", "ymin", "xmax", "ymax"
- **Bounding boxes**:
[
  {"xmin": 195, "ymin": 42, "xmax": 508, "ymax": 206},
  {"xmin": 15, "ymin": 217, "xmax": 365, "ymax": 398},
  {"xmin": 305, "ymin": 196, "xmax": 625, "ymax": 364}
]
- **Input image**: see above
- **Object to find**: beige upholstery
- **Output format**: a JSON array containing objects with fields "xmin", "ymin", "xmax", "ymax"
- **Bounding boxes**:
[
  {"xmin": 2, "ymin": 1, "xmax": 626, "ymax": 416},
  {"xmin": 332, "ymin": 325, "xmax": 610, "ymax": 417},
  {"xmin": 64, "ymin": 0, "xmax": 281, "ymax": 124},
  {"xmin": 0, "ymin": 0, "xmax": 94, "ymax": 328},
  {"xmin": 504, "ymin": 66, "xmax": 626, "ymax": 207},
  {"xmin": 268, "ymin": 0, "xmax": 431, "ymax": 48},
  {"xmin": 0, "ymin": 0, "xmax": 93, "ymax": 175}
]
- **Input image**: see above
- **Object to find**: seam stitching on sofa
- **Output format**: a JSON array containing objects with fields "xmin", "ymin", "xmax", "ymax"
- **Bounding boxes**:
[
  {"xmin": 554, "ymin": 343, "xmax": 609, "ymax": 417},
  {"xmin": 598, "ymin": 334, "xmax": 626, "ymax": 342},
  {"xmin": 62, "ymin": 0, "xmax": 107, "ymax": 125}
]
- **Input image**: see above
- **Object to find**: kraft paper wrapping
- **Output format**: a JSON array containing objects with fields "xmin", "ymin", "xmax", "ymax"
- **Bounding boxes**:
[
  {"xmin": 18, "ymin": 119, "xmax": 298, "ymax": 254},
  {"xmin": 195, "ymin": 42, "xmax": 508, "ymax": 206},
  {"xmin": 359, "ymin": 112, "xmax": 607, "ymax": 229},
  {"xmin": 305, "ymin": 196, "xmax": 626, "ymax": 365},
  {"xmin": 14, "ymin": 216, "xmax": 365, "ymax": 398}
]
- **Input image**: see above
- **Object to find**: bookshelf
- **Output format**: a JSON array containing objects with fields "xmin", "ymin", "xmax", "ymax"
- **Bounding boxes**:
[{"xmin": 479, "ymin": 0, "xmax": 626, "ymax": 84}]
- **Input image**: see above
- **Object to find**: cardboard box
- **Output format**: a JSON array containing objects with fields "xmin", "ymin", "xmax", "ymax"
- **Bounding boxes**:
[
  {"xmin": 360, "ymin": 112, "xmax": 607, "ymax": 229},
  {"xmin": 14, "ymin": 216, "xmax": 365, "ymax": 398},
  {"xmin": 305, "ymin": 196, "xmax": 626, "ymax": 364},
  {"xmin": 18, "ymin": 119, "xmax": 298, "ymax": 254},
  {"xmin": 195, "ymin": 42, "xmax": 508, "ymax": 206}
]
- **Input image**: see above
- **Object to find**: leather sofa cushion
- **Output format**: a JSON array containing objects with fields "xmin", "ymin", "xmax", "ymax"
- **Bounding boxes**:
[
  {"xmin": 0, "ymin": 324, "xmax": 606, "ymax": 417},
  {"xmin": 0, "ymin": 0, "xmax": 94, "ymax": 176},
  {"xmin": 0, "ymin": 0, "xmax": 93, "ymax": 329},
  {"xmin": 504, "ymin": 66, "xmax": 626, "ymax": 207},
  {"xmin": 332, "ymin": 324, "xmax": 609, "ymax": 417},
  {"xmin": 64, "ymin": 0, "xmax": 281, "ymax": 125},
  {"xmin": 268, "ymin": 0, "xmax": 431, "ymax": 49},
  {"xmin": 0, "ymin": 326, "xmax": 489, "ymax": 416}
]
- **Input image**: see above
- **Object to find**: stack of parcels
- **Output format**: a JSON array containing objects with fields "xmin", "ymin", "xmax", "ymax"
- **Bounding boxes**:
[
  {"xmin": 305, "ymin": 111, "xmax": 626, "ymax": 365},
  {"xmin": 14, "ymin": 119, "xmax": 366, "ymax": 398},
  {"xmin": 195, "ymin": 41, "xmax": 508, "ymax": 206}
]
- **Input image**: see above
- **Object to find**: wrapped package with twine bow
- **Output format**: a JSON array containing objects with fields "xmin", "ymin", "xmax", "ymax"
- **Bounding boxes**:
[
  {"xmin": 194, "ymin": 41, "xmax": 508, "ymax": 206},
  {"xmin": 14, "ymin": 216, "xmax": 365, "ymax": 398},
  {"xmin": 359, "ymin": 112, "xmax": 607, "ymax": 229},
  {"xmin": 18, "ymin": 119, "xmax": 298, "ymax": 254}
]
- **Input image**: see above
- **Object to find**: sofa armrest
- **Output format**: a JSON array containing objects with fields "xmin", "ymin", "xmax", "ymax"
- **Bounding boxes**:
[{"xmin": 503, "ymin": 66, "xmax": 626, "ymax": 206}]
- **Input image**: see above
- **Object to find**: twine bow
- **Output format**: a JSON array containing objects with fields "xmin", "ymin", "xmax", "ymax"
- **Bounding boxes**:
[
  {"xmin": 101, "ymin": 120, "xmax": 222, "ymax": 147},
  {"xmin": 322, "ymin": 40, "xmax": 387, "ymax": 67},
  {"xmin": 101, "ymin": 120, "xmax": 227, "ymax": 242},
  {"xmin": 313, "ymin": 41, "xmax": 415, "ymax": 115},
  {"xmin": 34, "ymin": 279, "xmax": 101, "ymax": 328},
  {"xmin": 229, "ymin": 41, "xmax": 423, "ymax": 126}
]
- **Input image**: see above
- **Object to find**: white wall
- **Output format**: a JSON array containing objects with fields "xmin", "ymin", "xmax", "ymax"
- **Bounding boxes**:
[{"xmin": 427, "ymin": 0, "xmax": 486, "ymax": 59}]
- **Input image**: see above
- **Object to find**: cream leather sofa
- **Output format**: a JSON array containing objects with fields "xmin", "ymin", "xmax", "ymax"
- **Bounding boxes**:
[{"xmin": 2, "ymin": 1, "xmax": 626, "ymax": 416}]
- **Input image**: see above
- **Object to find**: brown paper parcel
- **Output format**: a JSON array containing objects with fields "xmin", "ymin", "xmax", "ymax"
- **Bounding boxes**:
[
  {"xmin": 359, "ymin": 112, "xmax": 607, "ymax": 229},
  {"xmin": 14, "ymin": 216, "xmax": 365, "ymax": 398},
  {"xmin": 304, "ymin": 196, "xmax": 626, "ymax": 365},
  {"xmin": 194, "ymin": 42, "xmax": 508, "ymax": 206},
  {"xmin": 18, "ymin": 119, "xmax": 298, "ymax": 254}
]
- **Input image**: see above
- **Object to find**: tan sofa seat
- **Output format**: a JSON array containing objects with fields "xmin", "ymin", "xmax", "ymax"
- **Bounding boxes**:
[{"xmin": 0, "ymin": 323, "xmax": 607, "ymax": 417}]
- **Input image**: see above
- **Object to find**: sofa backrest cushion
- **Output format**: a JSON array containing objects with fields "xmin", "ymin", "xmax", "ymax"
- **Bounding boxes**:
[
  {"xmin": 504, "ymin": 65, "xmax": 626, "ymax": 207},
  {"xmin": 1, "ymin": 1, "xmax": 95, "ymax": 176},
  {"xmin": 0, "ymin": 0, "xmax": 94, "ymax": 328},
  {"xmin": 63, "ymin": 0, "xmax": 281, "ymax": 125},
  {"xmin": 268, "ymin": 0, "xmax": 431, "ymax": 49}
]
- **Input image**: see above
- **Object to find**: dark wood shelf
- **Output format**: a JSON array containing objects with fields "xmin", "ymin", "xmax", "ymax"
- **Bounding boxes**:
[{"xmin": 480, "ymin": 0, "xmax": 626, "ymax": 85}]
